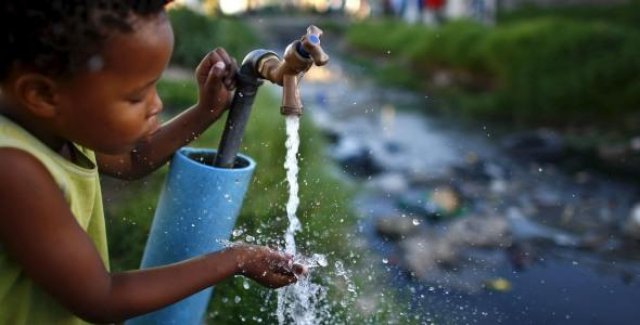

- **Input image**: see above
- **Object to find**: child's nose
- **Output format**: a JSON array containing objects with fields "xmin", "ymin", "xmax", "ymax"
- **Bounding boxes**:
[{"xmin": 148, "ymin": 91, "xmax": 163, "ymax": 116}]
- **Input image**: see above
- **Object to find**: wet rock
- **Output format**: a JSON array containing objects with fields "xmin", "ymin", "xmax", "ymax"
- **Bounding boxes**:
[
  {"xmin": 397, "ymin": 215, "xmax": 511, "ymax": 291},
  {"xmin": 489, "ymin": 178, "xmax": 508, "ymax": 195},
  {"xmin": 399, "ymin": 235, "xmax": 458, "ymax": 275},
  {"xmin": 483, "ymin": 277, "xmax": 512, "ymax": 292},
  {"xmin": 330, "ymin": 135, "xmax": 364, "ymax": 161},
  {"xmin": 331, "ymin": 136, "xmax": 384, "ymax": 177},
  {"xmin": 375, "ymin": 216, "xmax": 421, "ymax": 241},
  {"xmin": 399, "ymin": 232, "xmax": 507, "ymax": 294},
  {"xmin": 596, "ymin": 141, "xmax": 640, "ymax": 178},
  {"xmin": 450, "ymin": 156, "xmax": 509, "ymax": 184},
  {"xmin": 339, "ymin": 150, "xmax": 384, "ymax": 177},
  {"xmin": 365, "ymin": 172, "xmax": 409, "ymax": 194},
  {"xmin": 445, "ymin": 216, "xmax": 511, "ymax": 248},
  {"xmin": 506, "ymin": 241, "xmax": 538, "ymax": 270},
  {"xmin": 501, "ymin": 128, "xmax": 566, "ymax": 162},
  {"xmin": 397, "ymin": 186, "xmax": 464, "ymax": 220},
  {"xmin": 631, "ymin": 137, "xmax": 640, "ymax": 152},
  {"xmin": 366, "ymin": 139, "xmax": 409, "ymax": 173},
  {"xmin": 622, "ymin": 204, "xmax": 640, "ymax": 240},
  {"xmin": 507, "ymin": 207, "xmax": 581, "ymax": 247},
  {"xmin": 578, "ymin": 230, "xmax": 614, "ymax": 251}
]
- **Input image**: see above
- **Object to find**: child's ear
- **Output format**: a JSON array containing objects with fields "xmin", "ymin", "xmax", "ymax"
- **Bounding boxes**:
[{"xmin": 13, "ymin": 74, "xmax": 60, "ymax": 118}]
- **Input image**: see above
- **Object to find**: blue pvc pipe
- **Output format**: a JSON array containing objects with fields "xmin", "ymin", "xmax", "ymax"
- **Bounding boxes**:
[{"xmin": 126, "ymin": 147, "xmax": 255, "ymax": 325}]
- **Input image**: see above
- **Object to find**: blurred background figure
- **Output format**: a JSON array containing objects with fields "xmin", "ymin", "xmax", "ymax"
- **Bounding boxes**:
[{"xmin": 423, "ymin": 0, "xmax": 447, "ymax": 25}]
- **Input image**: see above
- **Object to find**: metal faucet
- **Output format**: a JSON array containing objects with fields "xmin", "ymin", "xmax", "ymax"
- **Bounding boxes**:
[
  {"xmin": 215, "ymin": 25, "xmax": 329, "ymax": 167},
  {"xmin": 249, "ymin": 25, "xmax": 329, "ymax": 116}
]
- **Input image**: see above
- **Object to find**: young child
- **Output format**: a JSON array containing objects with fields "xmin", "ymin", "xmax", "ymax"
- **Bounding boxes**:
[{"xmin": 0, "ymin": 1, "xmax": 303, "ymax": 323}]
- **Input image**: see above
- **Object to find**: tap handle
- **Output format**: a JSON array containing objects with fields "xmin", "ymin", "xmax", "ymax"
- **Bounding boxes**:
[{"xmin": 300, "ymin": 25, "xmax": 329, "ymax": 66}]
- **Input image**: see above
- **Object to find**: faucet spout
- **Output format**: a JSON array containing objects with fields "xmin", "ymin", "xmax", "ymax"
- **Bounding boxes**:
[{"xmin": 253, "ymin": 25, "xmax": 330, "ymax": 116}]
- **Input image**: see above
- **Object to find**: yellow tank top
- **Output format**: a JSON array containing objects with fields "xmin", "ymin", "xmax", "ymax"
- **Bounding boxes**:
[{"xmin": 0, "ymin": 114, "xmax": 109, "ymax": 325}]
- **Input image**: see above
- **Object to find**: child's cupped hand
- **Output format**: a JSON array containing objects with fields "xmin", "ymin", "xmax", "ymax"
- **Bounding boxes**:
[
  {"xmin": 195, "ymin": 47, "xmax": 238, "ymax": 115},
  {"xmin": 231, "ymin": 244, "xmax": 308, "ymax": 288}
]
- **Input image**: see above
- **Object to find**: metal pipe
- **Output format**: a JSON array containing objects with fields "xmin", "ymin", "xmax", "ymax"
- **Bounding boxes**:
[{"xmin": 213, "ymin": 50, "xmax": 278, "ymax": 168}]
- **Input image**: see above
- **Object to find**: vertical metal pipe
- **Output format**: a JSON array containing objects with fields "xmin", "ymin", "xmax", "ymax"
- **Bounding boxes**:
[{"xmin": 214, "ymin": 71, "xmax": 261, "ymax": 168}]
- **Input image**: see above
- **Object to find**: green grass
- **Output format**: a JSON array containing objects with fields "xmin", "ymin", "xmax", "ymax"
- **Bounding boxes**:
[
  {"xmin": 345, "ymin": 13, "xmax": 640, "ymax": 130},
  {"xmin": 498, "ymin": 0, "xmax": 640, "ymax": 29}
]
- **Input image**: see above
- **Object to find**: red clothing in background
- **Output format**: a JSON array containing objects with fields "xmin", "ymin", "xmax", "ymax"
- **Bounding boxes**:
[{"xmin": 425, "ymin": 0, "xmax": 445, "ymax": 9}]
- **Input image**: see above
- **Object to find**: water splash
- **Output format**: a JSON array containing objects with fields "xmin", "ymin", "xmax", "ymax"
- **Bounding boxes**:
[{"xmin": 276, "ymin": 116, "xmax": 328, "ymax": 324}]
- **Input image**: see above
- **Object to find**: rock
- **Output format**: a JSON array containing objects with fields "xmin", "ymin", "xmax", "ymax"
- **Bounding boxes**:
[
  {"xmin": 507, "ymin": 207, "xmax": 581, "ymax": 247},
  {"xmin": 399, "ymin": 231, "xmax": 507, "ymax": 294},
  {"xmin": 489, "ymin": 178, "xmax": 508, "ymax": 195},
  {"xmin": 595, "ymin": 142, "xmax": 640, "ymax": 178},
  {"xmin": 375, "ymin": 216, "xmax": 421, "ymax": 241},
  {"xmin": 631, "ymin": 137, "xmax": 640, "ymax": 152},
  {"xmin": 597, "ymin": 142, "xmax": 627, "ymax": 162},
  {"xmin": 397, "ymin": 186, "xmax": 464, "ymax": 220},
  {"xmin": 445, "ymin": 215, "xmax": 511, "ymax": 248},
  {"xmin": 506, "ymin": 241, "xmax": 538, "ymax": 270},
  {"xmin": 330, "ymin": 135, "xmax": 364, "ymax": 161},
  {"xmin": 622, "ymin": 203, "xmax": 640, "ymax": 240},
  {"xmin": 501, "ymin": 128, "xmax": 566, "ymax": 162},
  {"xmin": 399, "ymin": 235, "xmax": 459, "ymax": 277},
  {"xmin": 431, "ymin": 187, "xmax": 461, "ymax": 215},
  {"xmin": 331, "ymin": 136, "xmax": 384, "ymax": 177},
  {"xmin": 483, "ymin": 277, "xmax": 512, "ymax": 292},
  {"xmin": 365, "ymin": 172, "xmax": 409, "ymax": 194}
]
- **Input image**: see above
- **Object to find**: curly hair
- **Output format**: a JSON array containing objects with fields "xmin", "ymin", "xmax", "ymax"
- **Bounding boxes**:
[{"xmin": 0, "ymin": 0, "xmax": 174, "ymax": 81}]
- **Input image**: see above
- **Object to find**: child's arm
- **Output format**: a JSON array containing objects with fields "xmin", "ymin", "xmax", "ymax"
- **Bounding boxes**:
[
  {"xmin": 0, "ymin": 149, "xmax": 299, "ymax": 323},
  {"xmin": 97, "ymin": 48, "xmax": 236, "ymax": 180}
]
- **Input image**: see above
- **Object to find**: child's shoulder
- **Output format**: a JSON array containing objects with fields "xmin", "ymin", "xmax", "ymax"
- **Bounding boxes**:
[{"xmin": 0, "ymin": 115, "xmax": 65, "ymax": 176}]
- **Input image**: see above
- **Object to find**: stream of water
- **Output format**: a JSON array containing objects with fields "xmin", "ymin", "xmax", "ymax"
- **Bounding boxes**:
[{"xmin": 276, "ymin": 116, "xmax": 328, "ymax": 325}]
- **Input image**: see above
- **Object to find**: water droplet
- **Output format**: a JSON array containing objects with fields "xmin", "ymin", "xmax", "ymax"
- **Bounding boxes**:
[
  {"xmin": 382, "ymin": 258, "xmax": 389, "ymax": 264},
  {"xmin": 232, "ymin": 229, "xmax": 244, "ymax": 237},
  {"xmin": 412, "ymin": 219, "xmax": 420, "ymax": 226},
  {"xmin": 316, "ymin": 254, "xmax": 328, "ymax": 267},
  {"xmin": 245, "ymin": 235, "xmax": 255, "ymax": 242},
  {"xmin": 234, "ymin": 296, "xmax": 241, "ymax": 303}
]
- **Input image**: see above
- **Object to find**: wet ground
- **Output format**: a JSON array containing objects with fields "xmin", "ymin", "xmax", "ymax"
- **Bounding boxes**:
[{"xmin": 253, "ymin": 16, "xmax": 640, "ymax": 324}]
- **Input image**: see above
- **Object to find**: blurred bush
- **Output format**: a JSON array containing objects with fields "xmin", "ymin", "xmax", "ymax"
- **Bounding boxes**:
[
  {"xmin": 347, "ymin": 9, "xmax": 640, "ymax": 129},
  {"xmin": 168, "ymin": 7, "xmax": 258, "ymax": 68}
]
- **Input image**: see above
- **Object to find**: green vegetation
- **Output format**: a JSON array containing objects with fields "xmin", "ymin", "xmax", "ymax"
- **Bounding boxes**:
[
  {"xmin": 168, "ymin": 7, "xmax": 258, "ymax": 68},
  {"xmin": 498, "ymin": 0, "xmax": 640, "ymax": 29},
  {"xmin": 345, "ymin": 4, "xmax": 640, "ymax": 130}
]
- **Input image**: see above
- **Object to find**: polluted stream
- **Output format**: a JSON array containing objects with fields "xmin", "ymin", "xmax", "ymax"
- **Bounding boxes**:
[{"xmin": 285, "ymin": 35, "xmax": 640, "ymax": 324}]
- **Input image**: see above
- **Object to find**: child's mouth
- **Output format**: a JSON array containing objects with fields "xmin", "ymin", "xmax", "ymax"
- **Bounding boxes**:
[{"xmin": 146, "ymin": 115, "xmax": 161, "ymax": 136}]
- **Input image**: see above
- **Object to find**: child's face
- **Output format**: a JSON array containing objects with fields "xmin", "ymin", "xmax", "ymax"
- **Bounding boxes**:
[{"xmin": 53, "ymin": 14, "xmax": 174, "ymax": 154}]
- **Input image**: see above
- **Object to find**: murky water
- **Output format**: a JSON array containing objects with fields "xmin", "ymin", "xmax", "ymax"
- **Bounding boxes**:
[
  {"xmin": 251, "ymin": 17, "xmax": 640, "ymax": 324},
  {"xmin": 298, "ymin": 45, "xmax": 640, "ymax": 324}
]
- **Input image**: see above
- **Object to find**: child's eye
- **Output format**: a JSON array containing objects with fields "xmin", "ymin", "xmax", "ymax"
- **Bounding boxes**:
[{"xmin": 128, "ymin": 97, "xmax": 144, "ymax": 104}]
